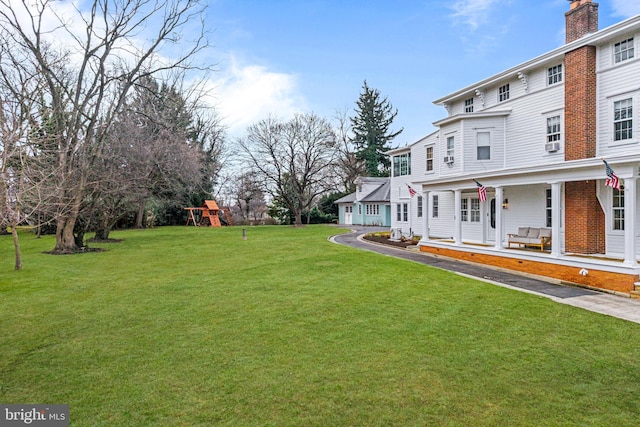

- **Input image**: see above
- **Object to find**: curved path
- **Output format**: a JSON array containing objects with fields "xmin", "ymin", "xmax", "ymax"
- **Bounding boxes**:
[{"xmin": 331, "ymin": 226, "xmax": 640, "ymax": 324}]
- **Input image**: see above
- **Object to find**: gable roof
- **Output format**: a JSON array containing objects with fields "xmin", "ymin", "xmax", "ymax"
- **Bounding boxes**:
[
  {"xmin": 334, "ymin": 177, "xmax": 391, "ymax": 204},
  {"xmin": 361, "ymin": 180, "xmax": 390, "ymax": 202}
]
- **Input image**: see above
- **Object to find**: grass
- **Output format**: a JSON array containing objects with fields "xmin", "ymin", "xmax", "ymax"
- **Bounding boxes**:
[{"xmin": 1, "ymin": 225, "xmax": 640, "ymax": 426}]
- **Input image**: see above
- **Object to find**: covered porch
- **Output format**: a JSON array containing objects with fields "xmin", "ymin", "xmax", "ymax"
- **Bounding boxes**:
[{"xmin": 414, "ymin": 156, "xmax": 640, "ymax": 294}]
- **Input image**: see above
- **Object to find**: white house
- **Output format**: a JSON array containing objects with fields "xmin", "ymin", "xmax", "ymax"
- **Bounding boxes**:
[
  {"xmin": 335, "ymin": 177, "xmax": 391, "ymax": 226},
  {"xmin": 389, "ymin": 0, "xmax": 640, "ymax": 295}
]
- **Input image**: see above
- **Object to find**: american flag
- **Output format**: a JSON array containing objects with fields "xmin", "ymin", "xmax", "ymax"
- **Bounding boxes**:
[
  {"xmin": 406, "ymin": 183, "xmax": 417, "ymax": 197},
  {"xmin": 603, "ymin": 159, "xmax": 621, "ymax": 190},
  {"xmin": 473, "ymin": 179, "xmax": 487, "ymax": 202}
]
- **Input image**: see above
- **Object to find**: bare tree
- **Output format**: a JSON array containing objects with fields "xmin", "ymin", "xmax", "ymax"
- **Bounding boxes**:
[
  {"xmin": 0, "ymin": 57, "xmax": 56, "ymax": 269},
  {"xmin": 239, "ymin": 113, "xmax": 339, "ymax": 226},
  {"xmin": 232, "ymin": 170, "xmax": 266, "ymax": 224},
  {"xmin": 0, "ymin": 0, "xmax": 210, "ymax": 253}
]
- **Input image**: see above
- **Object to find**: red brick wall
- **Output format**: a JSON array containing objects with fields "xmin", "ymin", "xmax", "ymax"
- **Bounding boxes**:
[
  {"xmin": 565, "ymin": 1, "xmax": 599, "ymax": 44},
  {"xmin": 564, "ymin": 46, "xmax": 597, "ymax": 161},
  {"xmin": 564, "ymin": 181, "xmax": 606, "ymax": 254},
  {"xmin": 419, "ymin": 245, "xmax": 635, "ymax": 294},
  {"xmin": 563, "ymin": 1, "xmax": 601, "ymax": 254}
]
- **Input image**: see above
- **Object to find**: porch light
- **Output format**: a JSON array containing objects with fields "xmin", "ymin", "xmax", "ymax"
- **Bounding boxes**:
[{"xmin": 502, "ymin": 199, "xmax": 509, "ymax": 209}]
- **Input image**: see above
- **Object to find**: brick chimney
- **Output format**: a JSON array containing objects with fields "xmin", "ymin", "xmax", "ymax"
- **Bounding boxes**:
[
  {"xmin": 566, "ymin": 0, "xmax": 599, "ymax": 43},
  {"xmin": 564, "ymin": 0, "xmax": 604, "ymax": 254}
]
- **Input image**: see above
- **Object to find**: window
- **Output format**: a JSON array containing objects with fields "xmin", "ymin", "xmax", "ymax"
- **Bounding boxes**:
[
  {"xmin": 396, "ymin": 204, "xmax": 401, "ymax": 221},
  {"xmin": 393, "ymin": 153, "xmax": 411, "ymax": 176},
  {"xmin": 547, "ymin": 116, "xmax": 561, "ymax": 143},
  {"xmin": 476, "ymin": 132, "xmax": 490, "ymax": 160},
  {"xmin": 402, "ymin": 203, "xmax": 408, "ymax": 222},
  {"xmin": 432, "ymin": 195, "xmax": 439, "ymax": 218},
  {"xmin": 547, "ymin": 64, "xmax": 563, "ymax": 85},
  {"xmin": 426, "ymin": 146, "xmax": 434, "ymax": 171},
  {"xmin": 446, "ymin": 136, "xmax": 454, "ymax": 157},
  {"xmin": 460, "ymin": 198, "xmax": 468, "ymax": 222},
  {"xmin": 498, "ymin": 84, "xmax": 510, "ymax": 102},
  {"xmin": 465, "ymin": 98, "xmax": 474, "ymax": 113},
  {"xmin": 614, "ymin": 98, "xmax": 633, "ymax": 141},
  {"xmin": 613, "ymin": 188, "xmax": 624, "ymax": 230},
  {"xmin": 365, "ymin": 204, "xmax": 379, "ymax": 216},
  {"xmin": 358, "ymin": 204, "xmax": 362, "ymax": 215},
  {"xmin": 546, "ymin": 189, "xmax": 552, "ymax": 228},
  {"xmin": 470, "ymin": 198, "xmax": 480, "ymax": 222},
  {"xmin": 614, "ymin": 37, "xmax": 634, "ymax": 63},
  {"xmin": 417, "ymin": 196, "xmax": 423, "ymax": 217}
]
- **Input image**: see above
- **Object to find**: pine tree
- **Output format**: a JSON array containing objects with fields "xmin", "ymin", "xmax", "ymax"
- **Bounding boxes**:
[{"xmin": 350, "ymin": 81, "xmax": 403, "ymax": 176}]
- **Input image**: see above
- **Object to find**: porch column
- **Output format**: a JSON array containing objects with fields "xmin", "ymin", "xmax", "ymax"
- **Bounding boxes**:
[
  {"xmin": 454, "ymin": 189, "xmax": 462, "ymax": 246},
  {"xmin": 494, "ymin": 186, "xmax": 504, "ymax": 250},
  {"xmin": 551, "ymin": 182, "xmax": 562, "ymax": 257},
  {"xmin": 623, "ymin": 177, "xmax": 637, "ymax": 266},
  {"xmin": 422, "ymin": 190, "xmax": 430, "ymax": 240}
]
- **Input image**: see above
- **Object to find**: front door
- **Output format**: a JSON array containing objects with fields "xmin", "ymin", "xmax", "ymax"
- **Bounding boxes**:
[{"xmin": 344, "ymin": 205, "xmax": 353, "ymax": 225}]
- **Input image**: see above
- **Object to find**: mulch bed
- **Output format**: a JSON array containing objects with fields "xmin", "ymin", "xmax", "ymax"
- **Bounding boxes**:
[{"xmin": 362, "ymin": 234, "xmax": 418, "ymax": 249}]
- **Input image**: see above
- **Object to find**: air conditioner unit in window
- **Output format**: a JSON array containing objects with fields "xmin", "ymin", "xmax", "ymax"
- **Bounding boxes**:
[
  {"xmin": 545, "ymin": 142, "xmax": 560, "ymax": 152},
  {"xmin": 443, "ymin": 155, "xmax": 454, "ymax": 164}
]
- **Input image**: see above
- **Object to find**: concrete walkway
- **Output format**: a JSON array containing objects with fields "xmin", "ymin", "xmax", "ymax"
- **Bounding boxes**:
[{"xmin": 330, "ymin": 226, "xmax": 640, "ymax": 324}]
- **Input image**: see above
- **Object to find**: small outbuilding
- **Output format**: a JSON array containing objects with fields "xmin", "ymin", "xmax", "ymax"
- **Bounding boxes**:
[{"xmin": 334, "ymin": 177, "xmax": 391, "ymax": 226}]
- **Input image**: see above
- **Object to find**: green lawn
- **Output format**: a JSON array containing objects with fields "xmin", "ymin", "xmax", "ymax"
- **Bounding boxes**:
[{"xmin": 1, "ymin": 225, "xmax": 640, "ymax": 426}]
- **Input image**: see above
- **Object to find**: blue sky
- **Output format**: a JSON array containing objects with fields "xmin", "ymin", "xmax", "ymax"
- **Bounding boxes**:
[{"xmin": 207, "ymin": 0, "xmax": 640, "ymax": 145}]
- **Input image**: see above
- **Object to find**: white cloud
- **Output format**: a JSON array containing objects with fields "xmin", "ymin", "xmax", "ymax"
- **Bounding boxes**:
[
  {"xmin": 209, "ymin": 54, "xmax": 307, "ymax": 138},
  {"xmin": 610, "ymin": 0, "xmax": 640, "ymax": 18},
  {"xmin": 449, "ymin": 0, "xmax": 503, "ymax": 30}
]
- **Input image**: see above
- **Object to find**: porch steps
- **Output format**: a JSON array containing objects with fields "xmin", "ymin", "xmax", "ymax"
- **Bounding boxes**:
[{"xmin": 631, "ymin": 282, "xmax": 640, "ymax": 300}]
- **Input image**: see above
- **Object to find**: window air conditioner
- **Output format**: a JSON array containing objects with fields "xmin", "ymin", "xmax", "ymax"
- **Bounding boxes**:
[
  {"xmin": 545, "ymin": 142, "xmax": 560, "ymax": 152},
  {"xmin": 443, "ymin": 155, "xmax": 454, "ymax": 164}
]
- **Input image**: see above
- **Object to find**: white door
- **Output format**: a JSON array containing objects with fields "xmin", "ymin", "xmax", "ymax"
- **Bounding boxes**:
[{"xmin": 344, "ymin": 205, "xmax": 353, "ymax": 225}]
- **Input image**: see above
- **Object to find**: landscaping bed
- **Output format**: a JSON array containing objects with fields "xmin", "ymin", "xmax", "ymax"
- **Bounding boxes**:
[{"xmin": 363, "ymin": 231, "xmax": 419, "ymax": 248}]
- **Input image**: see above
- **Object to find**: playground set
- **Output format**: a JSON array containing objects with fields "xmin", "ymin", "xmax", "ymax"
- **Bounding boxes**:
[{"xmin": 184, "ymin": 200, "xmax": 232, "ymax": 227}]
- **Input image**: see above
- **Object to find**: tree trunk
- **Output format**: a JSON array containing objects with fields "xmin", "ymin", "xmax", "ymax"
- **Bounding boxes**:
[
  {"xmin": 94, "ymin": 227, "xmax": 110, "ymax": 241},
  {"xmin": 136, "ymin": 199, "xmax": 146, "ymax": 228},
  {"xmin": 54, "ymin": 214, "xmax": 80, "ymax": 253},
  {"xmin": 11, "ymin": 226, "xmax": 22, "ymax": 270},
  {"xmin": 294, "ymin": 211, "xmax": 303, "ymax": 227}
]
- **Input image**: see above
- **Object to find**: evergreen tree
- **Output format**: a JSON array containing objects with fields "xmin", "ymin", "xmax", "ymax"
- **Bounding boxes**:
[{"xmin": 350, "ymin": 81, "xmax": 403, "ymax": 176}]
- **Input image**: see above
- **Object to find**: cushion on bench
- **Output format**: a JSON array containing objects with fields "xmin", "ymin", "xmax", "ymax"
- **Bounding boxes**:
[{"xmin": 527, "ymin": 228, "xmax": 540, "ymax": 238}]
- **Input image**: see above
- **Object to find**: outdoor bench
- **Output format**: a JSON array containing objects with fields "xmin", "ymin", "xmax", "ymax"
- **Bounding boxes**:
[{"xmin": 507, "ymin": 227, "xmax": 551, "ymax": 251}]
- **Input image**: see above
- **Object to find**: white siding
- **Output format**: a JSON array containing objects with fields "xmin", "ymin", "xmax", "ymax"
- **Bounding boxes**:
[
  {"xmin": 463, "ymin": 117, "xmax": 506, "ymax": 172},
  {"xmin": 429, "ymin": 192, "xmax": 455, "ymax": 239},
  {"xmin": 439, "ymin": 124, "xmax": 462, "ymax": 176},
  {"xmin": 596, "ymin": 35, "xmax": 640, "ymax": 158},
  {"xmin": 503, "ymin": 185, "xmax": 549, "ymax": 235}
]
